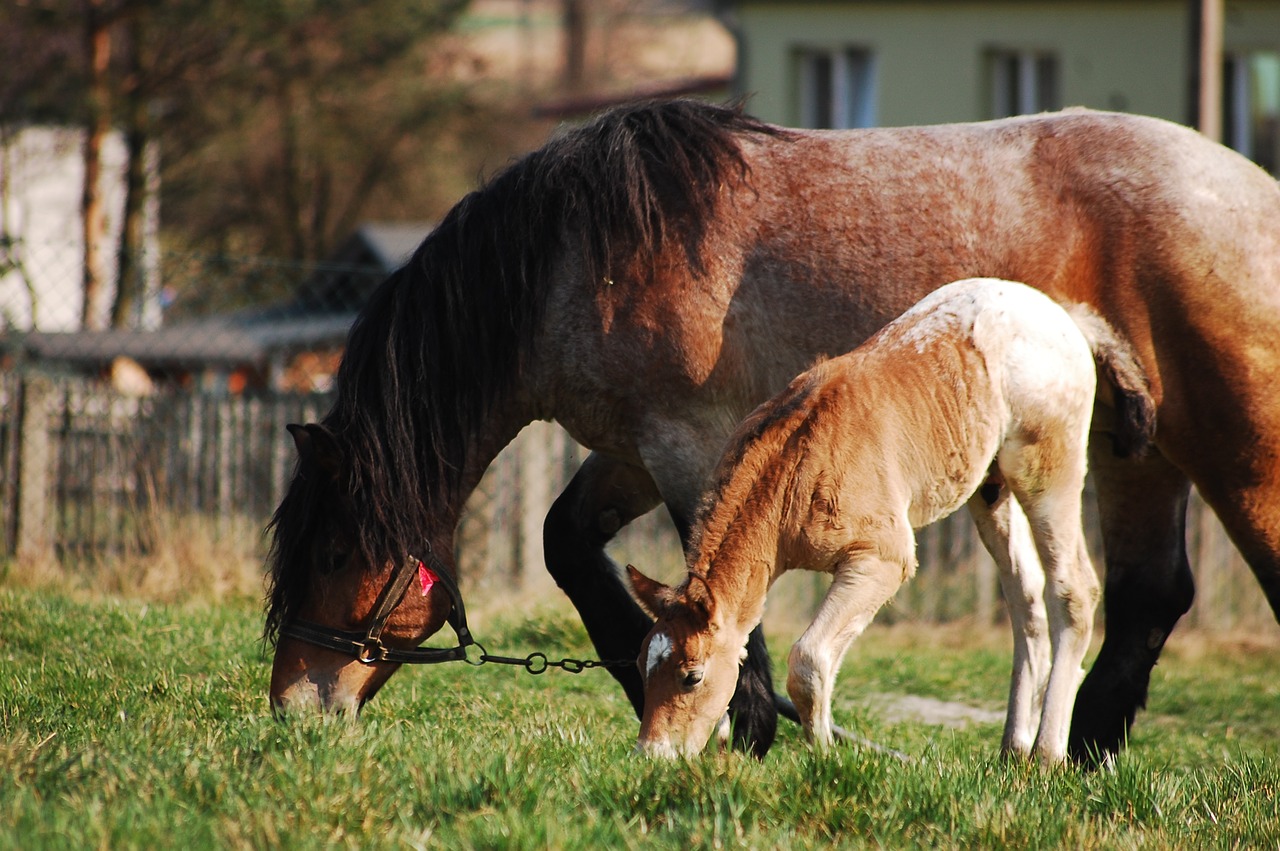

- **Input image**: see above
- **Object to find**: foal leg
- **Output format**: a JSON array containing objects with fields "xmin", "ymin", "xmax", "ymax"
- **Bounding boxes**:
[
  {"xmin": 1002, "ymin": 460, "xmax": 1099, "ymax": 763},
  {"xmin": 1028, "ymin": 521, "xmax": 1097, "ymax": 764},
  {"xmin": 1068, "ymin": 447, "xmax": 1193, "ymax": 765},
  {"xmin": 787, "ymin": 551, "xmax": 910, "ymax": 749},
  {"xmin": 967, "ymin": 492, "xmax": 1050, "ymax": 758}
]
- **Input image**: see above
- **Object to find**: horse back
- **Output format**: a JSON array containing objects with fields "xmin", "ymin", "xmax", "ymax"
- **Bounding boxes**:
[
  {"xmin": 734, "ymin": 111, "xmax": 1280, "ymax": 404},
  {"xmin": 539, "ymin": 108, "xmax": 1280, "ymax": 499}
]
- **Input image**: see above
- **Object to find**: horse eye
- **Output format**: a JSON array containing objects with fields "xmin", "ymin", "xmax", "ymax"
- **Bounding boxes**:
[
  {"xmin": 682, "ymin": 669, "xmax": 704, "ymax": 689},
  {"xmin": 319, "ymin": 544, "xmax": 350, "ymax": 575}
]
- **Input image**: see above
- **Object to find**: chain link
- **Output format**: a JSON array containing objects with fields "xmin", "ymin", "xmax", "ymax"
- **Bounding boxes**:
[{"xmin": 466, "ymin": 642, "xmax": 631, "ymax": 675}]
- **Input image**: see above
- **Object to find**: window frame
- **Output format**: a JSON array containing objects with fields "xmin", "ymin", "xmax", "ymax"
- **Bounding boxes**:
[
  {"xmin": 1222, "ymin": 49, "xmax": 1280, "ymax": 173},
  {"xmin": 794, "ymin": 45, "xmax": 877, "ymax": 130},
  {"xmin": 987, "ymin": 47, "xmax": 1061, "ymax": 119}
]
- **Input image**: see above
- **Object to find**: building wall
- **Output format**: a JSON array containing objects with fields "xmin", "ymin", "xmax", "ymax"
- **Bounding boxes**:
[
  {"xmin": 733, "ymin": 1, "xmax": 1279, "ymax": 128},
  {"xmin": 0, "ymin": 127, "xmax": 161, "ymax": 333}
]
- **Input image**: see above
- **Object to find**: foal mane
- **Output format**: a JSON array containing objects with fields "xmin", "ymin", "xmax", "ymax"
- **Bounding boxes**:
[
  {"xmin": 686, "ymin": 371, "xmax": 822, "ymax": 577},
  {"xmin": 266, "ymin": 99, "xmax": 786, "ymax": 639}
]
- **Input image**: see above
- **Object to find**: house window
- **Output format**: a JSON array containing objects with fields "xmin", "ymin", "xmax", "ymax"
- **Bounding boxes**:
[
  {"xmin": 1223, "ymin": 51, "xmax": 1280, "ymax": 174},
  {"xmin": 796, "ymin": 47, "xmax": 876, "ymax": 129},
  {"xmin": 989, "ymin": 49, "xmax": 1061, "ymax": 118}
]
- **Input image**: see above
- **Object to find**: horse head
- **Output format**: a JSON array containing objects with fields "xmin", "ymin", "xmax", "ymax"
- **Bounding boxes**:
[
  {"xmin": 627, "ymin": 565, "xmax": 750, "ymax": 758},
  {"xmin": 266, "ymin": 423, "xmax": 456, "ymax": 715}
]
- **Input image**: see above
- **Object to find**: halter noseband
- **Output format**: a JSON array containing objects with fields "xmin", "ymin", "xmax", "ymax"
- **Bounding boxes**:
[{"xmin": 278, "ymin": 542, "xmax": 475, "ymax": 665}]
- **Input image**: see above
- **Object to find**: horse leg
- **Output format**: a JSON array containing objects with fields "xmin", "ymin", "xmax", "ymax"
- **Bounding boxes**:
[
  {"xmin": 967, "ymin": 492, "xmax": 1051, "ymax": 758},
  {"xmin": 787, "ymin": 551, "xmax": 910, "ymax": 749},
  {"xmin": 720, "ymin": 623, "xmax": 779, "ymax": 757},
  {"xmin": 1068, "ymin": 447, "xmax": 1194, "ymax": 765},
  {"xmin": 544, "ymin": 451, "xmax": 779, "ymax": 755},
  {"xmin": 1186, "ymin": 450, "xmax": 1280, "ymax": 622},
  {"xmin": 543, "ymin": 452, "xmax": 666, "ymax": 715}
]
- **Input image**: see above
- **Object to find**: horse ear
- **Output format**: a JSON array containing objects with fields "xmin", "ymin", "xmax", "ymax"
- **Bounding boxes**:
[
  {"xmin": 626, "ymin": 564, "xmax": 675, "ymax": 619},
  {"xmin": 287, "ymin": 422, "xmax": 343, "ymax": 479}
]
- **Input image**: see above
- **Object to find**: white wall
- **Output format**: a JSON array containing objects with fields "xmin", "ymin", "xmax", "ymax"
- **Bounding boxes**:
[{"xmin": 0, "ymin": 126, "xmax": 160, "ymax": 332}]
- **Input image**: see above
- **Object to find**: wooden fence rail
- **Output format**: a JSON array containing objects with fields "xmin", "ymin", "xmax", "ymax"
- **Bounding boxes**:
[{"xmin": 1, "ymin": 369, "xmax": 1274, "ymax": 631}]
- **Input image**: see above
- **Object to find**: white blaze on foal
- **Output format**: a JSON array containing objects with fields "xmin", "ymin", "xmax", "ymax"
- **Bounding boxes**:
[
  {"xmin": 628, "ymin": 278, "xmax": 1154, "ymax": 762},
  {"xmin": 645, "ymin": 630, "xmax": 673, "ymax": 682}
]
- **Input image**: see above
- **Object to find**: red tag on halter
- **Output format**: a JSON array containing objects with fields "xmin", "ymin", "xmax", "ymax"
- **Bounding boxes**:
[{"xmin": 418, "ymin": 561, "xmax": 438, "ymax": 596}]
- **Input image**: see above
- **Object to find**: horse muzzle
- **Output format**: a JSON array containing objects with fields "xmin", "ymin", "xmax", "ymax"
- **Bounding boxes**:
[{"xmin": 268, "ymin": 636, "xmax": 396, "ymax": 716}]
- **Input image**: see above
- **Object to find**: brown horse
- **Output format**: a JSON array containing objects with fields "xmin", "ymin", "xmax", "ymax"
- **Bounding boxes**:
[
  {"xmin": 628, "ymin": 277, "xmax": 1154, "ymax": 762},
  {"xmin": 265, "ymin": 99, "xmax": 1280, "ymax": 764}
]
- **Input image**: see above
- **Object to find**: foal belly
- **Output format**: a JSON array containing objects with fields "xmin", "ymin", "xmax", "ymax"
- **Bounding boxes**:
[
  {"xmin": 908, "ymin": 468, "xmax": 986, "ymax": 529},
  {"xmin": 904, "ymin": 419, "xmax": 1001, "ymax": 529}
]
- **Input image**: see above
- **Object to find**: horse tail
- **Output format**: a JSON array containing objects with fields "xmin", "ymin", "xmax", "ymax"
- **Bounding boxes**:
[{"xmin": 1067, "ymin": 304, "xmax": 1157, "ymax": 458}]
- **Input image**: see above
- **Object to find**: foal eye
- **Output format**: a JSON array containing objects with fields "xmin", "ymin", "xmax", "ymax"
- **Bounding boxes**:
[{"xmin": 681, "ymin": 669, "xmax": 704, "ymax": 689}]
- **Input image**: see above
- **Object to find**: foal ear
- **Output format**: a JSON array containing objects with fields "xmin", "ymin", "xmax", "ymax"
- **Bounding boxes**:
[
  {"xmin": 287, "ymin": 422, "xmax": 343, "ymax": 480},
  {"xmin": 625, "ymin": 564, "xmax": 676, "ymax": 619}
]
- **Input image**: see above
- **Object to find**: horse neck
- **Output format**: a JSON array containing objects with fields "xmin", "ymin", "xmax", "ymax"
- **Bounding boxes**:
[{"xmin": 454, "ymin": 391, "xmax": 540, "ymax": 514}]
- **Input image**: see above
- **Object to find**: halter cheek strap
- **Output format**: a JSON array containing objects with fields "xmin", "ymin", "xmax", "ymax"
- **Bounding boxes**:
[{"xmin": 279, "ymin": 541, "xmax": 475, "ymax": 665}]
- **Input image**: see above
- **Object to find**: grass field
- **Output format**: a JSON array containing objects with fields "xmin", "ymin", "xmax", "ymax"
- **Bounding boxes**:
[{"xmin": 2, "ymin": 583, "xmax": 1278, "ymax": 850}]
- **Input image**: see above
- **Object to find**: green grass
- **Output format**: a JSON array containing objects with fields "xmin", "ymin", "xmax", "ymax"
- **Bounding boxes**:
[{"xmin": 2, "ymin": 586, "xmax": 1278, "ymax": 849}]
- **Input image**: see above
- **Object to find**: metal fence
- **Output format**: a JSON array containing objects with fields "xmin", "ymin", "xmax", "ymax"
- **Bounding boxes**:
[{"xmin": 1, "ymin": 366, "xmax": 1274, "ymax": 631}]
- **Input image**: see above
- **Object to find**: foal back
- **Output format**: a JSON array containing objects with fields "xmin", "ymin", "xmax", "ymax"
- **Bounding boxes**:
[{"xmin": 798, "ymin": 277, "xmax": 1100, "ymax": 539}]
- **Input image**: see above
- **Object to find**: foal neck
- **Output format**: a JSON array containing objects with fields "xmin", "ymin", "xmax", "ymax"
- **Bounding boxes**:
[
  {"xmin": 692, "ymin": 489, "xmax": 787, "ymax": 634},
  {"xmin": 690, "ymin": 364, "xmax": 836, "ymax": 630}
]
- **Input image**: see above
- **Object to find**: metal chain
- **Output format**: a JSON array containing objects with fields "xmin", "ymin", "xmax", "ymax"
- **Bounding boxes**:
[{"xmin": 464, "ymin": 643, "xmax": 632, "ymax": 675}]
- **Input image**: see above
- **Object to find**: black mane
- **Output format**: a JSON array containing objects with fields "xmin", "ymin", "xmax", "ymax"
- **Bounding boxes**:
[{"xmin": 265, "ymin": 99, "xmax": 785, "ymax": 640}]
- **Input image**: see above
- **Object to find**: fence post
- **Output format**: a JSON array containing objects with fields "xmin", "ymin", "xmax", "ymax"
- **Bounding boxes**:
[
  {"xmin": 516, "ymin": 422, "xmax": 554, "ymax": 588},
  {"xmin": 16, "ymin": 375, "xmax": 56, "ymax": 563},
  {"xmin": 974, "ymin": 549, "xmax": 996, "ymax": 626}
]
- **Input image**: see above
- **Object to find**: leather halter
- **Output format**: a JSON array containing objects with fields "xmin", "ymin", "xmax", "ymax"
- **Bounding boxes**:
[{"xmin": 278, "ymin": 542, "xmax": 474, "ymax": 665}]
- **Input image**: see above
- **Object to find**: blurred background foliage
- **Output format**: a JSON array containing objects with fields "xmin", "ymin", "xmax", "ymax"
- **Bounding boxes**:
[{"xmin": 0, "ymin": 0, "xmax": 557, "ymax": 312}]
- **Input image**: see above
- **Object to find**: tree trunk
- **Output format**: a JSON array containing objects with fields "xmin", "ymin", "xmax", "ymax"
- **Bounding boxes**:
[
  {"xmin": 111, "ymin": 13, "xmax": 148, "ymax": 329},
  {"xmin": 1188, "ymin": 0, "xmax": 1223, "ymax": 140},
  {"xmin": 562, "ymin": 0, "xmax": 585, "ymax": 92},
  {"xmin": 82, "ymin": 0, "xmax": 112, "ymax": 331}
]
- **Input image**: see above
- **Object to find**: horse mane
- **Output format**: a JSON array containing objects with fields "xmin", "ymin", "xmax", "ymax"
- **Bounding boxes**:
[{"xmin": 266, "ymin": 99, "xmax": 787, "ymax": 639}]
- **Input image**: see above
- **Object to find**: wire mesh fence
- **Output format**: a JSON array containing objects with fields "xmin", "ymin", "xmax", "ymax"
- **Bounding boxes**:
[{"xmin": 0, "ymin": 240, "xmax": 1274, "ymax": 631}]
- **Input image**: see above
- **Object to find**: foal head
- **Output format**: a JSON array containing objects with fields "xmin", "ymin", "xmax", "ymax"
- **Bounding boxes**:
[{"xmin": 627, "ymin": 565, "xmax": 751, "ymax": 757}]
